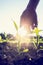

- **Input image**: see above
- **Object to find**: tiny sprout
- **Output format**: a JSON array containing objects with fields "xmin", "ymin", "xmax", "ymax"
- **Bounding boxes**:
[{"xmin": 23, "ymin": 49, "xmax": 29, "ymax": 53}]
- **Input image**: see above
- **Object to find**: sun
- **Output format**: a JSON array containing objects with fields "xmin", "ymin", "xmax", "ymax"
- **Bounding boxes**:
[{"xmin": 18, "ymin": 26, "xmax": 27, "ymax": 37}]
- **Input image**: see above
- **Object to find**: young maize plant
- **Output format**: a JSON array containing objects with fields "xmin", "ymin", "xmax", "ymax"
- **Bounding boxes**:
[
  {"xmin": 32, "ymin": 27, "xmax": 43, "ymax": 49},
  {"xmin": 13, "ymin": 20, "xmax": 21, "ymax": 52},
  {"xmin": 13, "ymin": 20, "xmax": 30, "ymax": 53},
  {"xmin": 0, "ymin": 33, "xmax": 7, "ymax": 43}
]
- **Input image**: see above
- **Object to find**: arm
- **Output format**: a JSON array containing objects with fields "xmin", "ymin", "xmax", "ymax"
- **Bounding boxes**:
[{"xmin": 27, "ymin": 0, "xmax": 40, "ymax": 10}]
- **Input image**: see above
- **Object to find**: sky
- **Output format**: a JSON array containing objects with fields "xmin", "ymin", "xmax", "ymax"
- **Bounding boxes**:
[{"xmin": 0, "ymin": 0, "xmax": 43, "ymax": 36}]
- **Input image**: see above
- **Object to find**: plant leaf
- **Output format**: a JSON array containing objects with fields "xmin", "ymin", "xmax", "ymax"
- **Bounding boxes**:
[
  {"xmin": 23, "ymin": 49, "xmax": 29, "ymax": 53},
  {"xmin": 13, "ymin": 21, "xmax": 18, "ymax": 31}
]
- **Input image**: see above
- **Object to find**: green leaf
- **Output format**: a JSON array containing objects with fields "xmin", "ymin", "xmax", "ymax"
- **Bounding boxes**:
[
  {"xmin": 32, "ymin": 27, "xmax": 43, "ymax": 35},
  {"xmin": 23, "ymin": 49, "xmax": 29, "ymax": 53},
  {"xmin": 13, "ymin": 21, "xmax": 18, "ymax": 31},
  {"xmin": 40, "ymin": 46, "xmax": 43, "ymax": 49}
]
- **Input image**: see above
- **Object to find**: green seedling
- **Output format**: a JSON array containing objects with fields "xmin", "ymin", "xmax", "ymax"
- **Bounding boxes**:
[{"xmin": 32, "ymin": 27, "xmax": 43, "ymax": 49}]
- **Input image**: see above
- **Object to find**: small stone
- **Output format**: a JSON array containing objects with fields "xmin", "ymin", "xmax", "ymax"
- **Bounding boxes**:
[
  {"xmin": 29, "ymin": 58, "xmax": 32, "ymax": 61},
  {"xmin": 4, "ymin": 54, "xmax": 7, "ymax": 59}
]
